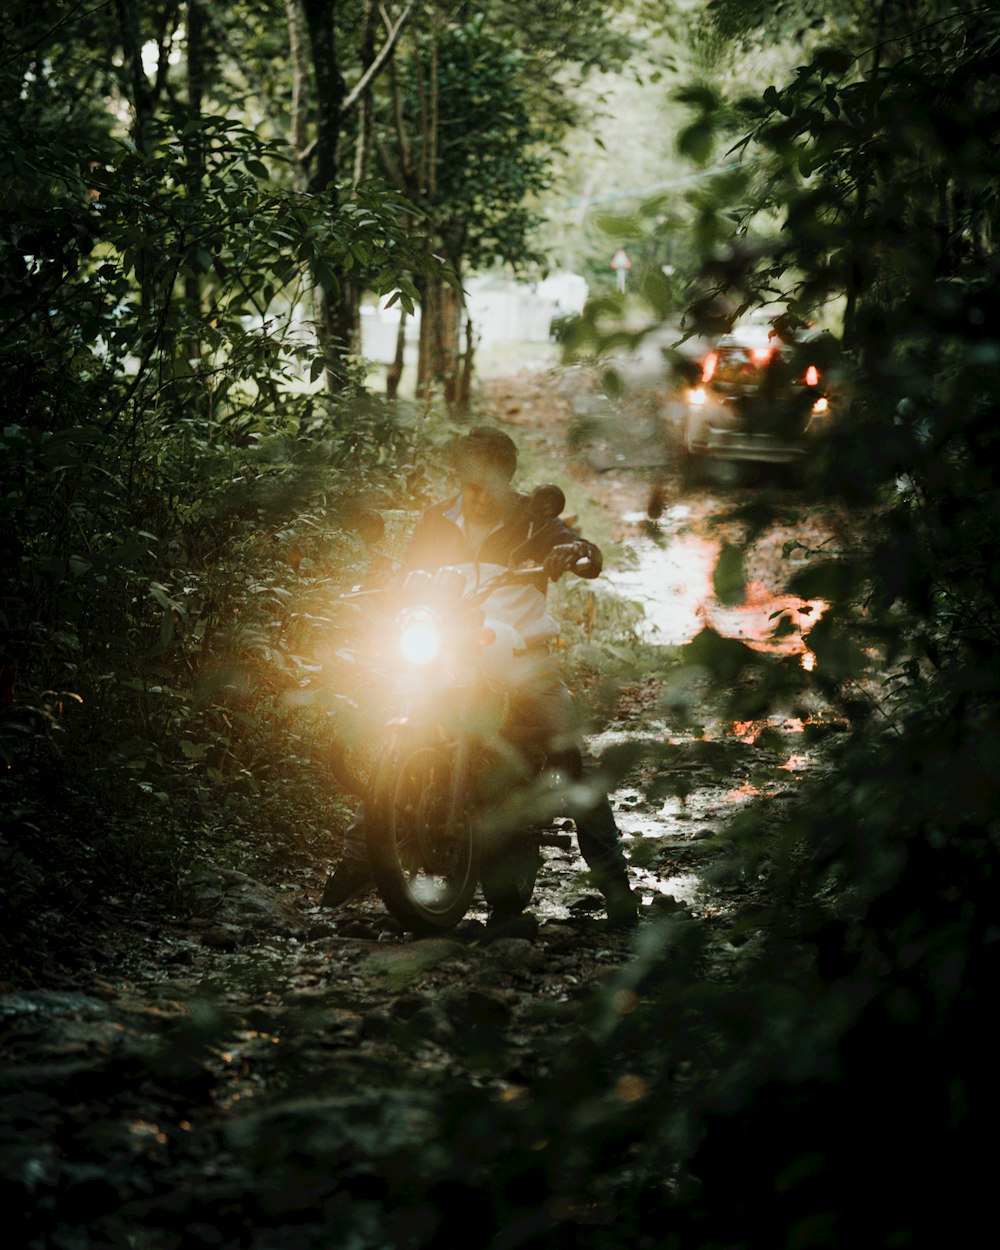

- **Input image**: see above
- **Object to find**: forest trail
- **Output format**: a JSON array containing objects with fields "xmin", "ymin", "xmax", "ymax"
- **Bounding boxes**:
[{"xmin": 2, "ymin": 362, "xmax": 858, "ymax": 1248}]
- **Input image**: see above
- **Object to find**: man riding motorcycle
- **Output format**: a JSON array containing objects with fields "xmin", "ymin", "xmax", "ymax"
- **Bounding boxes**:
[{"xmin": 321, "ymin": 425, "xmax": 639, "ymax": 929}]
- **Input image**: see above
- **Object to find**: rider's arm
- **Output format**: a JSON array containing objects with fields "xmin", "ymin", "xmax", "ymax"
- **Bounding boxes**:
[{"xmin": 534, "ymin": 517, "xmax": 603, "ymax": 581}]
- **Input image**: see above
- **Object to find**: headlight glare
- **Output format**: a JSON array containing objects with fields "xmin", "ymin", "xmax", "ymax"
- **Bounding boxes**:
[{"xmin": 397, "ymin": 607, "xmax": 442, "ymax": 665}]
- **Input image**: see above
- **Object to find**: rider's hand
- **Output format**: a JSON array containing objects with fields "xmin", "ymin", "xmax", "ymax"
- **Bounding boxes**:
[{"xmin": 544, "ymin": 542, "xmax": 592, "ymax": 581}]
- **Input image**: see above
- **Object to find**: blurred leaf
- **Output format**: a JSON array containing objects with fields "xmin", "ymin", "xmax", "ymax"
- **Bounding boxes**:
[
  {"xmin": 602, "ymin": 368, "xmax": 624, "ymax": 400},
  {"xmin": 814, "ymin": 47, "xmax": 854, "ymax": 77},
  {"xmin": 713, "ymin": 543, "xmax": 747, "ymax": 607},
  {"xmin": 678, "ymin": 119, "xmax": 715, "ymax": 165},
  {"xmin": 804, "ymin": 615, "xmax": 868, "ymax": 680},
  {"xmin": 787, "ymin": 561, "xmax": 863, "ymax": 603},
  {"xmin": 683, "ymin": 627, "xmax": 760, "ymax": 683}
]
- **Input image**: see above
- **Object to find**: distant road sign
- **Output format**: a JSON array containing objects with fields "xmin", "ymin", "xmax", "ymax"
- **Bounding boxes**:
[{"xmin": 610, "ymin": 247, "xmax": 632, "ymax": 292}]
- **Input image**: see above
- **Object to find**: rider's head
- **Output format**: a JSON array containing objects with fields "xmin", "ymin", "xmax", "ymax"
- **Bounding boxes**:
[{"xmin": 453, "ymin": 427, "xmax": 517, "ymax": 526}]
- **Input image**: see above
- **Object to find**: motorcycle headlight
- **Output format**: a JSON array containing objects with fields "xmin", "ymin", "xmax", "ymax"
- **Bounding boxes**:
[{"xmin": 396, "ymin": 607, "xmax": 442, "ymax": 666}]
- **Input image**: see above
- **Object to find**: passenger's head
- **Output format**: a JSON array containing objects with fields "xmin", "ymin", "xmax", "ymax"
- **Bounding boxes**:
[{"xmin": 453, "ymin": 426, "xmax": 518, "ymax": 525}]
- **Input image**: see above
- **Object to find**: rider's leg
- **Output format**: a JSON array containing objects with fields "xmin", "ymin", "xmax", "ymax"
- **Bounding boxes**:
[
  {"xmin": 546, "ymin": 741, "xmax": 637, "ymax": 927},
  {"xmin": 320, "ymin": 805, "xmax": 373, "ymax": 908},
  {"xmin": 522, "ymin": 665, "xmax": 638, "ymax": 927}
]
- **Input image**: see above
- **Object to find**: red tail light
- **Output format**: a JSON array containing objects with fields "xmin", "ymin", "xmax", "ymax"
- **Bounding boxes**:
[
  {"xmin": 805, "ymin": 365, "xmax": 819, "ymax": 386},
  {"xmin": 701, "ymin": 351, "xmax": 718, "ymax": 383}
]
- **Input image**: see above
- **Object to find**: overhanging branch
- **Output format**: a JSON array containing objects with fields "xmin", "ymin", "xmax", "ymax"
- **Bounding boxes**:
[{"xmin": 340, "ymin": 0, "xmax": 416, "ymax": 116}]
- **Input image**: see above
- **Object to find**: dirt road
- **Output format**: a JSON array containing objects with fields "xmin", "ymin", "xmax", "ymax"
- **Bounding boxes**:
[{"xmin": 2, "ymin": 363, "xmax": 858, "ymax": 1248}]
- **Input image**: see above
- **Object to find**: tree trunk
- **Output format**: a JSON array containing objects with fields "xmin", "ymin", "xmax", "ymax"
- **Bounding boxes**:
[
  {"xmin": 298, "ymin": 0, "xmax": 353, "ymax": 391},
  {"xmin": 416, "ymin": 270, "xmax": 465, "ymax": 410},
  {"xmin": 114, "ymin": 0, "xmax": 156, "ymax": 158},
  {"xmin": 340, "ymin": 0, "xmax": 379, "ymax": 356},
  {"xmin": 406, "ymin": 22, "xmax": 471, "ymax": 412},
  {"xmin": 385, "ymin": 307, "xmax": 408, "ymax": 399},
  {"xmin": 183, "ymin": 1, "xmax": 207, "ymax": 384},
  {"xmin": 457, "ymin": 313, "xmax": 476, "ymax": 414},
  {"xmin": 115, "ymin": 0, "xmax": 158, "ymax": 314},
  {"xmin": 352, "ymin": 1, "xmax": 376, "ymax": 190},
  {"xmin": 288, "ymin": 0, "xmax": 418, "ymax": 389},
  {"xmin": 285, "ymin": 0, "xmax": 310, "ymax": 191}
]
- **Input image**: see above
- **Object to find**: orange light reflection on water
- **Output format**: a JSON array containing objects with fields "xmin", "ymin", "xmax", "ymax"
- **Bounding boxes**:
[
  {"xmin": 778, "ymin": 754, "xmax": 810, "ymax": 772},
  {"xmin": 729, "ymin": 716, "xmax": 806, "ymax": 745},
  {"xmin": 608, "ymin": 534, "xmax": 827, "ymax": 668},
  {"xmin": 708, "ymin": 580, "xmax": 828, "ymax": 665}
]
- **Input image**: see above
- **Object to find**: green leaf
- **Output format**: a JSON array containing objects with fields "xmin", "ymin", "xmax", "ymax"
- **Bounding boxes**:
[
  {"xmin": 814, "ymin": 47, "xmax": 854, "ymax": 77},
  {"xmin": 713, "ymin": 543, "xmax": 746, "ymax": 607},
  {"xmin": 683, "ymin": 627, "xmax": 760, "ymax": 683},
  {"xmin": 674, "ymin": 85, "xmax": 720, "ymax": 112},
  {"xmin": 803, "ymin": 615, "xmax": 867, "ymax": 680},
  {"xmin": 149, "ymin": 583, "xmax": 177, "ymax": 611},
  {"xmin": 601, "ymin": 368, "xmax": 624, "ymax": 400},
  {"xmin": 787, "ymin": 561, "xmax": 863, "ymax": 604},
  {"xmin": 641, "ymin": 270, "xmax": 673, "ymax": 317},
  {"xmin": 678, "ymin": 120, "xmax": 715, "ymax": 165}
]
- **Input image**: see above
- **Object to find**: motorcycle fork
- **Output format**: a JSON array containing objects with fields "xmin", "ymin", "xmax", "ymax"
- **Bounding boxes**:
[{"xmin": 445, "ymin": 736, "xmax": 475, "ymax": 842}]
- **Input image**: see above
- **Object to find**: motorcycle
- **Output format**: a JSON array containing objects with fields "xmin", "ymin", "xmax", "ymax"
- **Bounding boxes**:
[{"xmin": 333, "ymin": 486, "xmax": 587, "ymax": 935}]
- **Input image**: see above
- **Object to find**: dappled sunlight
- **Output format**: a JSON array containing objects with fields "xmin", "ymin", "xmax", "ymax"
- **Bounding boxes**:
[
  {"xmin": 649, "ymin": 871, "xmax": 701, "ymax": 901},
  {"xmin": 778, "ymin": 753, "xmax": 810, "ymax": 773}
]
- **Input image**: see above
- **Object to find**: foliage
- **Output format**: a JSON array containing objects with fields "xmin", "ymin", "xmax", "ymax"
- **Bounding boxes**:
[
  {"xmin": 430, "ymin": 3, "xmax": 1000, "ymax": 1246},
  {"xmin": 385, "ymin": 18, "xmax": 554, "ymax": 277},
  {"xmin": 0, "ymin": 5, "xmax": 437, "ymax": 978},
  {"xmin": 556, "ymin": 2, "xmax": 1000, "ymax": 1243}
]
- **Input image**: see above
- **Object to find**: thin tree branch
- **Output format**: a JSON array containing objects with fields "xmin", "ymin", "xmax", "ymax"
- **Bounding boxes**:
[{"xmin": 340, "ymin": 0, "xmax": 416, "ymax": 115}]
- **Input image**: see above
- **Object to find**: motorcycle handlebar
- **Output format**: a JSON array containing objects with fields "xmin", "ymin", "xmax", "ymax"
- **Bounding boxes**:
[
  {"xmin": 340, "ymin": 556, "xmax": 595, "ymax": 609},
  {"xmin": 493, "ymin": 555, "xmax": 595, "ymax": 585}
]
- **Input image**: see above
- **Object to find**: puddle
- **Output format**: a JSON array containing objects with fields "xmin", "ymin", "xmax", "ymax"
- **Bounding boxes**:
[
  {"xmin": 648, "ymin": 871, "xmax": 701, "ymax": 902},
  {"xmin": 606, "ymin": 531, "xmax": 720, "ymax": 645},
  {"xmin": 605, "ymin": 522, "xmax": 826, "ymax": 667},
  {"xmin": 710, "ymin": 581, "xmax": 827, "ymax": 664}
]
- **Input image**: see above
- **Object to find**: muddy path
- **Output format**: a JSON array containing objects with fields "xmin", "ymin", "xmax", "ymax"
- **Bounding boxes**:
[{"xmin": 2, "ymin": 364, "xmax": 860, "ymax": 1247}]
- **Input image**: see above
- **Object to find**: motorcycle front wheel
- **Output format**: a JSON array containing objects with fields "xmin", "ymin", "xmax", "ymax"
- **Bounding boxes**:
[{"xmin": 367, "ymin": 740, "xmax": 479, "ymax": 934}]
